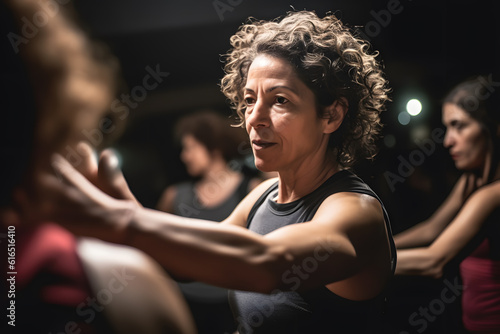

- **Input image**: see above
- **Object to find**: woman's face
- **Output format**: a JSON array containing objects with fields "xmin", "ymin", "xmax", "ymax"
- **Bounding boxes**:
[
  {"xmin": 442, "ymin": 103, "xmax": 489, "ymax": 171},
  {"xmin": 243, "ymin": 54, "xmax": 331, "ymax": 173},
  {"xmin": 180, "ymin": 134, "xmax": 212, "ymax": 177}
]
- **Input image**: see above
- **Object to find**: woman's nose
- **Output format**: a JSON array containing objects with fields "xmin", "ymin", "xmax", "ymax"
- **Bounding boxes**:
[
  {"xmin": 443, "ymin": 131, "xmax": 454, "ymax": 148},
  {"xmin": 246, "ymin": 100, "xmax": 269, "ymax": 129}
]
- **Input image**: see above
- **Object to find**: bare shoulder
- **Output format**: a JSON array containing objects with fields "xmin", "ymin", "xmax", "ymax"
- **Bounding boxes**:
[
  {"xmin": 467, "ymin": 180, "xmax": 500, "ymax": 207},
  {"xmin": 313, "ymin": 192, "xmax": 385, "ymax": 233},
  {"xmin": 249, "ymin": 177, "xmax": 279, "ymax": 195},
  {"xmin": 77, "ymin": 238, "xmax": 196, "ymax": 333},
  {"xmin": 481, "ymin": 179, "xmax": 500, "ymax": 193},
  {"xmin": 157, "ymin": 185, "xmax": 178, "ymax": 212},
  {"xmin": 248, "ymin": 176, "xmax": 266, "ymax": 191},
  {"xmin": 222, "ymin": 177, "xmax": 278, "ymax": 227}
]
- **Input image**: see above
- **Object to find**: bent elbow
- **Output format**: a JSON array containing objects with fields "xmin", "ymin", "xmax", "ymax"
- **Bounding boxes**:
[
  {"xmin": 249, "ymin": 245, "xmax": 295, "ymax": 294},
  {"xmin": 422, "ymin": 253, "xmax": 446, "ymax": 279},
  {"xmin": 426, "ymin": 264, "xmax": 444, "ymax": 279}
]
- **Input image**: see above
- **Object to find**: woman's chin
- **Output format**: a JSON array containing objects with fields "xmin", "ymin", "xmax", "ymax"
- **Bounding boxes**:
[{"xmin": 254, "ymin": 161, "xmax": 275, "ymax": 173}]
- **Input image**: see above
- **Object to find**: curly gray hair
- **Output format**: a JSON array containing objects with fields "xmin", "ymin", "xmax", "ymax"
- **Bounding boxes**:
[{"xmin": 221, "ymin": 10, "xmax": 391, "ymax": 167}]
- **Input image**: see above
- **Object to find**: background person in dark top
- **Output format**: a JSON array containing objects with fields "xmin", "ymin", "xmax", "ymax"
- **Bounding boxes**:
[
  {"xmin": 157, "ymin": 110, "xmax": 261, "ymax": 334},
  {"xmin": 157, "ymin": 110, "xmax": 261, "ymax": 219}
]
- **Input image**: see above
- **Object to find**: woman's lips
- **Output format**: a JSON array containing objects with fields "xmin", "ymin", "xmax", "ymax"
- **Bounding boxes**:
[{"xmin": 252, "ymin": 140, "xmax": 276, "ymax": 150}]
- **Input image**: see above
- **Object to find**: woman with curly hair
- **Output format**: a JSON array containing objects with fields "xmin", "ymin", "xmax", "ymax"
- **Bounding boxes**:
[{"xmin": 23, "ymin": 10, "xmax": 395, "ymax": 333}]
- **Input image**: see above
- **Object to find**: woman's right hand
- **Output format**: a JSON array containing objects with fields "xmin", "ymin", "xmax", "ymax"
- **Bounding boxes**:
[
  {"xmin": 2, "ymin": 142, "xmax": 139, "ymax": 244},
  {"xmin": 73, "ymin": 141, "xmax": 141, "ymax": 206}
]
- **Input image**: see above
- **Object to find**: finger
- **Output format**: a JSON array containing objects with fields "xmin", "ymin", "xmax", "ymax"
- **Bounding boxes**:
[
  {"xmin": 98, "ymin": 150, "xmax": 141, "ymax": 205},
  {"xmin": 51, "ymin": 154, "xmax": 114, "ymax": 203},
  {"xmin": 73, "ymin": 141, "xmax": 98, "ymax": 183},
  {"xmin": 98, "ymin": 149, "xmax": 120, "ymax": 181}
]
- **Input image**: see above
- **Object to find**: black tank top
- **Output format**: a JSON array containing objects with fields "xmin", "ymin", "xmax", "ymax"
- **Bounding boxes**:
[
  {"xmin": 173, "ymin": 175, "xmax": 253, "ymax": 303},
  {"xmin": 228, "ymin": 170, "xmax": 396, "ymax": 334},
  {"xmin": 173, "ymin": 175, "xmax": 252, "ymax": 221}
]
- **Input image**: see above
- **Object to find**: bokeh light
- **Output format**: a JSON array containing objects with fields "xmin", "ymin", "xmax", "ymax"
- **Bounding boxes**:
[{"xmin": 406, "ymin": 99, "xmax": 422, "ymax": 116}]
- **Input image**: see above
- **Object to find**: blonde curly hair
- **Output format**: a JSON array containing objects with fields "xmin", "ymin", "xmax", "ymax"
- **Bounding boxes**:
[{"xmin": 220, "ymin": 10, "xmax": 390, "ymax": 167}]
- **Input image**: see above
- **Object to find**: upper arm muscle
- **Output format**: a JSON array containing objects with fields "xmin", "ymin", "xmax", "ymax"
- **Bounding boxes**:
[
  {"xmin": 262, "ymin": 192, "xmax": 389, "ymax": 290},
  {"xmin": 430, "ymin": 182, "xmax": 500, "ymax": 264}
]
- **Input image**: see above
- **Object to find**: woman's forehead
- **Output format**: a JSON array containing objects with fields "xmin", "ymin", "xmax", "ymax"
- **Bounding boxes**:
[
  {"xmin": 245, "ymin": 55, "xmax": 306, "ymax": 93},
  {"xmin": 247, "ymin": 55, "xmax": 295, "ymax": 79},
  {"xmin": 442, "ymin": 103, "xmax": 471, "ymax": 123}
]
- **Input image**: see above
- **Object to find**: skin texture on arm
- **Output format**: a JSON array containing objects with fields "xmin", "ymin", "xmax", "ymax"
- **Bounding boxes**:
[
  {"xmin": 394, "ymin": 174, "xmax": 466, "ymax": 248},
  {"xmin": 264, "ymin": 192, "xmax": 392, "ymax": 300},
  {"xmin": 47, "ymin": 155, "xmax": 391, "ymax": 297},
  {"xmin": 77, "ymin": 238, "xmax": 196, "ymax": 334},
  {"xmin": 396, "ymin": 180, "xmax": 500, "ymax": 278},
  {"xmin": 126, "ymin": 190, "xmax": 390, "ymax": 296}
]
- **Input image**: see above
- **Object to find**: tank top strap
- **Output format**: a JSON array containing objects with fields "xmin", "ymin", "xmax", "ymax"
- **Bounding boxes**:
[{"xmin": 246, "ymin": 180, "xmax": 279, "ymax": 227}]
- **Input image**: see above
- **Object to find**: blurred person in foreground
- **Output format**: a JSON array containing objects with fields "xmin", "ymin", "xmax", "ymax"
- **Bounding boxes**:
[
  {"xmin": 0, "ymin": 1, "xmax": 195, "ymax": 333},
  {"xmin": 13, "ymin": 10, "xmax": 396, "ymax": 334},
  {"xmin": 395, "ymin": 75, "xmax": 500, "ymax": 333}
]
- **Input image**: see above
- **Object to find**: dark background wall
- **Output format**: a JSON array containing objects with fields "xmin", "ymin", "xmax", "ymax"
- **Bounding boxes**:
[{"xmin": 72, "ymin": 2, "xmax": 498, "ymax": 332}]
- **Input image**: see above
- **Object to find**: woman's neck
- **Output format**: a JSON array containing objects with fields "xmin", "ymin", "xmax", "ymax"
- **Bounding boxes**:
[
  {"xmin": 477, "ymin": 148, "xmax": 500, "ymax": 186},
  {"xmin": 200, "ymin": 158, "xmax": 239, "ymax": 185},
  {"xmin": 195, "ymin": 158, "xmax": 243, "ymax": 207},
  {"xmin": 276, "ymin": 155, "xmax": 341, "ymax": 203},
  {"xmin": 463, "ymin": 149, "xmax": 500, "ymax": 198}
]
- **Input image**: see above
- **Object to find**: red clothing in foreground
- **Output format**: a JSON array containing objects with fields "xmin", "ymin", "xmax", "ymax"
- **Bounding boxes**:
[{"xmin": 10, "ymin": 223, "xmax": 109, "ymax": 333}]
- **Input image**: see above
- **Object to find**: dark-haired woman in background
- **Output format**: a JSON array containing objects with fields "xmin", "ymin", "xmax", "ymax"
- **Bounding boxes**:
[
  {"xmin": 157, "ymin": 111, "xmax": 261, "ymax": 334},
  {"xmin": 395, "ymin": 76, "xmax": 500, "ymax": 333},
  {"xmin": 157, "ymin": 110, "xmax": 261, "ymax": 219}
]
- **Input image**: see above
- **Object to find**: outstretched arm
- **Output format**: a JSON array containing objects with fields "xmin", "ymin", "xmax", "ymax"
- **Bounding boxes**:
[
  {"xmin": 32, "ymin": 154, "xmax": 391, "ymax": 294},
  {"xmin": 126, "ymin": 191, "xmax": 390, "ymax": 294},
  {"xmin": 396, "ymin": 180, "xmax": 500, "ymax": 277},
  {"xmin": 394, "ymin": 175, "xmax": 465, "ymax": 248}
]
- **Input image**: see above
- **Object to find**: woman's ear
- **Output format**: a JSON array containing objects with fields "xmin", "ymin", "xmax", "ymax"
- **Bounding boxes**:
[{"xmin": 322, "ymin": 97, "xmax": 348, "ymax": 134}]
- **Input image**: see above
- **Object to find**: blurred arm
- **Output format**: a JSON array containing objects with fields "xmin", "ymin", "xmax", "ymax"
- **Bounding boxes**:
[
  {"xmin": 394, "ymin": 175, "xmax": 465, "ymax": 248},
  {"xmin": 396, "ymin": 181, "xmax": 500, "ymax": 277},
  {"xmin": 47, "ymin": 155, "xmax": 390, "ymax": 294}
]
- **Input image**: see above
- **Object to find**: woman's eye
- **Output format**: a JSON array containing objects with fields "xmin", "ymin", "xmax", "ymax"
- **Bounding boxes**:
[
  {"xmin": 244, "ymin": 97, "xmax": 255, "ymax": 105},
  {"xmin": 275, "ymin": 96, "xmax": 288, "ymax": 104}
]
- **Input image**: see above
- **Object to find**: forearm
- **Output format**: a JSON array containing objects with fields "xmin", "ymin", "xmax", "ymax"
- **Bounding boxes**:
[
  {"xmin": 394, "ymin": 221, "xmax": 438, "ymax": 249},
  {"xmin": 124, "ymin": 206, "xmax": 288, "ymax": 292},
  {"xmin": 395, "ymin": 247, "xmax": 444, "ymax": 278}
]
